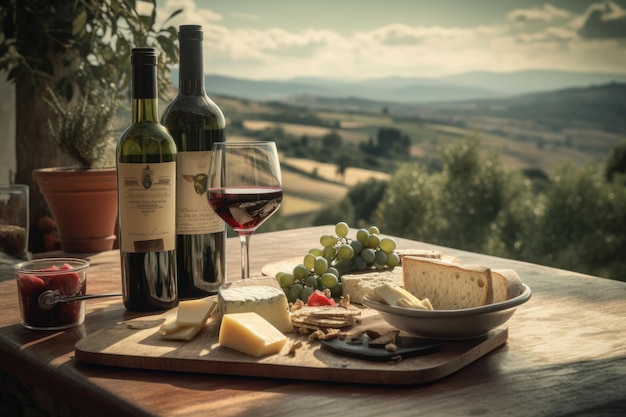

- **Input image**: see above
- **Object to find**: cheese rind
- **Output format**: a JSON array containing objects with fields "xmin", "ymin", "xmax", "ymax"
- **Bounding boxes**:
[
  {"xmin": 219, "ymin": 312, "xmax": 287, "ymax": 357},
  {"xmin": 218, "ymin": 285, "xmax": 293, "ymax": 333}
]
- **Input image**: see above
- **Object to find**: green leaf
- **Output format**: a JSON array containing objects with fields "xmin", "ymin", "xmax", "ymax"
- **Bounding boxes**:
[
  {"xmin": 162, "ymin": 8, "xmax": 183, "ymax": 26},
  {"xmin": 72, "ymin": 10, "xmax": 88, "ymax": 36},
  {"xmin": 157, "ymin": 35, "xmax": 177, "ymax": 61},
  {"xmin": 138, "ymin": 15, "xmax": 152, "ymax": 31}
]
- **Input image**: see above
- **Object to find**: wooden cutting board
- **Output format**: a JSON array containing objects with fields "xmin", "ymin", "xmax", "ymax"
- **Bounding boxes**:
[{"xmin": 75, "ymin": 306, "xmax": 508, "ymax": 385}]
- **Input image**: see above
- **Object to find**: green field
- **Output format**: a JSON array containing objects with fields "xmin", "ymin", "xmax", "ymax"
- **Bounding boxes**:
[{"xmin": 208, "ymin": 88, "xmax": 626, "ymax": 227}]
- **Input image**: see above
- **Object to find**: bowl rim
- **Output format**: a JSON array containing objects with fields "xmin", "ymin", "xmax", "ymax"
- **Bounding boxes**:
[
  {"xmin": 14, "ymin": 257, "xmax": 90, "ymax": 275},
  {"xmin": 363, "ymin": 284, "xmax": 532, "ymax": 318}
]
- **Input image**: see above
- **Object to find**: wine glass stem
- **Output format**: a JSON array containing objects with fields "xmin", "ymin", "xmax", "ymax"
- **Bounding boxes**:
[{"xmin": 239, "ymin": 233, "xmax": 251, "ymax": 279}]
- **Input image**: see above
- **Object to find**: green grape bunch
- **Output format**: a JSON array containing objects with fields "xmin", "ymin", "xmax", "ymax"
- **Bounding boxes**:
[{"xmin": 276, "ymin": 222, "xmax": 401, "ymax": 303}]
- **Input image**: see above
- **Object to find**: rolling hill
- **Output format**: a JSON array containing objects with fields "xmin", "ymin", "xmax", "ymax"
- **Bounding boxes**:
[
  {"xmin": 213, "ymin": 80, "xmax": 626, "ymax": 175},
  {"xmin": 182, "ymin": 69, "xmax": 626, "ymax": 104}
]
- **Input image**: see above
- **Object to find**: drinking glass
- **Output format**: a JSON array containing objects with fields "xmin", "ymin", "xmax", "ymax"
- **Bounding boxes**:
[
  {"xmin": 207, "ymin": 141, "xmax": 282, "ymax": 280},
  {"xmin": 0, "ymin": 184, "xmax": 30, "ymax": 265},
  {"xmin": 15, "ymin": 257, "xmax": 89, "ymax": 330}
]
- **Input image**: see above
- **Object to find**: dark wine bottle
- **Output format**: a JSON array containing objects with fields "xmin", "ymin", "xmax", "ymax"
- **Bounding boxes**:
[
  {"xmin": 162, "ymin": 25, "xmax": 226, "ymax": 299},
  {"xmin": 116, "ymin": 47, "xmax": 178, "ymax": 311}
]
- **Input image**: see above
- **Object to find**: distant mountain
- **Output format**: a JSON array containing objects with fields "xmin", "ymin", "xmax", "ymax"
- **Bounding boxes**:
[
  {"xmin": 201, "ymin": 74, "xmax": 338, "ymax": 101},
  {"xmin": 279, "ymin": 82, "xmax": 626, "ymax": 134},
  {"xmin": 197, "ymin": 73, "xmax": 501, "ymax": 103},
  {"xmin": 433, "ymin": 70, "xmax": 626, "ymax": 95},
  {"xmin": 445, "ymin": 82, "xmax": 626, "ymax": 132},
  {"xmin": 170, "ymin": 69, "xmax": 626, "ymax": 104}
]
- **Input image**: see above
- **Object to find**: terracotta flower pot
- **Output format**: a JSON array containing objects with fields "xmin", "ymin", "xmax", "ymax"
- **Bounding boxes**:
[{"xmin": 33, "ymin": 167, "xmax": 118, "ymax": 253}]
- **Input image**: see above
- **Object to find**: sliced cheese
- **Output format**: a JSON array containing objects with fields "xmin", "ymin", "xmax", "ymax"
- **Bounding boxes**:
[
  {"xmin": 176, "ymin": 298, "xmax": 217, "ymax": 326},
  {"xmin": 159, "ymin": 297, "xmax": 217, "ymax": 341},
  {"xmin": 159, "ymin": 316, "xmax": 182, "ymax": 334},
  {"xmin": 160, "ymin": 323, "xmax": 204, "ymax": 341},
  {"xmin": 219, "ymin": 312, "xmax": 287, "ymax": 357},
  {"xmin": 341, "ymin": 269, "xmax": 403, "ymax": 304},
  {"xmin": 369, "ymin": 283, "xmax": 430, "ymax": 309},
  {"xmin": 218, "ymin": 285, "xmax": 293, "ymax": 333}
]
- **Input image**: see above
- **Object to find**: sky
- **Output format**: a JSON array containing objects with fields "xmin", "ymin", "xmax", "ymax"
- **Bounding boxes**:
[{"xmin": 154, "ymin": 0, "xmax": 626, "ymax": 80}]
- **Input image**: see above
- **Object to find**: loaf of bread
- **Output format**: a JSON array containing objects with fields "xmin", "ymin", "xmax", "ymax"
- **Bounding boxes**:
[
  {"xmin": 491, "ymin": 269, "xmax": 523, "ymax": 303},
  {"xmin": 402, "ymin": 256, "xmax": 493, "ymax": 309}
]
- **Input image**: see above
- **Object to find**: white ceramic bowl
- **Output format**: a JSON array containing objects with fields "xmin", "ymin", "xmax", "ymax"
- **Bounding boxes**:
[{"xmin": 362, "ymin": 284, "xmax": 531, "ymax": 340}]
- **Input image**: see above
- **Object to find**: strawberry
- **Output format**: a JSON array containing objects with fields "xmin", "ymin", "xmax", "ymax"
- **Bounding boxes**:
[
  {"xmin": 47, "ymin": 271, "xmax": 82, "ymax": 295},
  {"xmin": 17, "ymin": 275, "xmax": 46, "ymax": 297},
  {"xmin": 40, "ymin": 265, "xmax": 60, "ymax": 272},
  {"xmin": 43, "ymin": 262, "xmax": 82, "ymax": 295},
  {"xmin": 46, "ymin": 272, "xmax": 80, "ymax": 295}
]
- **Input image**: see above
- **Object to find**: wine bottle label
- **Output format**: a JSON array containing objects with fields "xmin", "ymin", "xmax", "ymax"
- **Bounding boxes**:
[
  {"xmin": 118, "ymin": 162, "xmax": 176, "ymax": 253},
  {"xmin": 176, "ymin": 151, "xmax": 225, "ymax": 234}
]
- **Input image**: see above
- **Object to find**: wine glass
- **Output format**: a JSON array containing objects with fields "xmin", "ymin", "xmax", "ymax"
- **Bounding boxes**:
[{"xmin": 206, "ymin": 141, "xmax": 283, "ymax": 280}]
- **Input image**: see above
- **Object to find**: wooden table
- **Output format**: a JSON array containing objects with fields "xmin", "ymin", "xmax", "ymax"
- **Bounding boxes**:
[{"xmin": 1, "ymin": 226, "xmax": 625, "ymax": 416}]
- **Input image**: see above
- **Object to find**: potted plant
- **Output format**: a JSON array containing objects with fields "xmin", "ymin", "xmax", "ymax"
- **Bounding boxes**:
[
  {"xmin": 0, "ymin": 0, "xmax": 180, "ymax": 253},
  {"xmin": 32, "ymin": 87, "xmax": 120, "ymax": 253}
]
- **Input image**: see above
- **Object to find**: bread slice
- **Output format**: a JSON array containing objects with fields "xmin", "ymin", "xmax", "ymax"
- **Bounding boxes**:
[
  {"xmin": 402, "ymin": 256, "xmax": 493, "ymax": 309},
  {"xmin": 491, "ymin": 269, "xmax": 523, "ymax": 303}
]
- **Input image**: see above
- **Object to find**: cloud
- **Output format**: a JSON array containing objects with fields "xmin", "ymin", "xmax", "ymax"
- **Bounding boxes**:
[
  {"xmin": 158, "ymin": 0, "xmax": 222, "ymax": 27},
  {"xmin": 513, "ymin": 27, "xmax": 576, "ymax": 44},
  {"xmin": 507, "ymin": 4, "xmax": 571, "ymax": 22},
  {"xmin": 578, "ymin": 1, "xmax": 626, "ymax": 39},
  {"xmin": 230, "ymin": 12, "xmax": 259, "ymax": 22},
  {"xmin": 155, "ymin": 1, "xmax": 626, "ymax": 80},
  {"xmin": 362, "ymin": 23, "xmax": 502, "ymax": 47}
]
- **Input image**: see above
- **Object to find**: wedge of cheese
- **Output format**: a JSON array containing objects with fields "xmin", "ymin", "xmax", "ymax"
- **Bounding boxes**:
[
  {"xmin": 218, "ymin": 285, "xmax": 293, "ymax": 333},
  {"xmin": 219, "ymin": 312, "xmax": 287, "ymax": 357}
]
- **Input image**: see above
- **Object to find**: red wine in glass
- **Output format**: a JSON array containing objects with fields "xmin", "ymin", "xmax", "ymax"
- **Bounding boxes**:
[
  {"xmin": 207, "ymin": 141, "xmax": 282, "ymax": 280},
  {"xmin": 207, "ymin": 186, "xmax": 282, "ymax": 233}
]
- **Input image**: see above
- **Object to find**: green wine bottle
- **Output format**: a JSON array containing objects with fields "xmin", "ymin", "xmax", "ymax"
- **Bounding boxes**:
[
  {"xmin": 116, "ymin": 47, "xmax": 178, "ymax": 311},
  {"xmin": 162, "ymin": 25, "xmax": 226, "ymax": 299}
]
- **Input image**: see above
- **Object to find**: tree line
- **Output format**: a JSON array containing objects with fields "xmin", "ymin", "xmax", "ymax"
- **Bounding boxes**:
[{"xmin": 313, "ymin": 136, "xmax": 626, "ymax": 282}]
